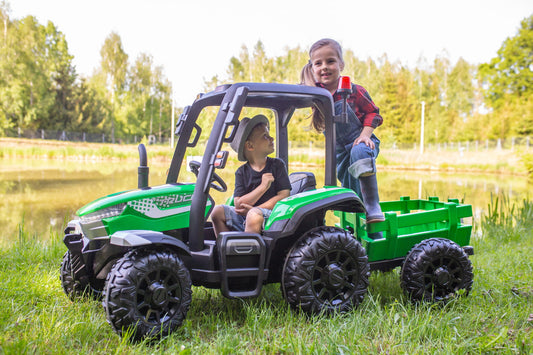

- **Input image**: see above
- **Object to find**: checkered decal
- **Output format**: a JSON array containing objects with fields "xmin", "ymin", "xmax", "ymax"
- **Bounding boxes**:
[{"xmin": 128, "ymin": 194, "xmax": 193, "ymax": 218}]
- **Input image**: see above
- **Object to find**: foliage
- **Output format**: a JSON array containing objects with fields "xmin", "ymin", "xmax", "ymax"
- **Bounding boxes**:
[
  {"xmin": 0, "ymin": 6, "xmax": 176, "ymax": 142},
  {"xmin": 478, "ymin": 14, "xmax": 533, "ymax": 140},
  {"xmin": 0, "ymin": 5, "xmax": 531, "ymax": 145},
  {"xmin": 213, "ymin": 43, "xmax": 483, "ymax": 145},
  {"xmin": 479, "ymin": 15, "xmax": 533, "ymax": 107}
]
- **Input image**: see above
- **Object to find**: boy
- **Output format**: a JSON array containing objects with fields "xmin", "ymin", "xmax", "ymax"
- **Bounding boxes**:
[{"xmin": 211, "ymin": 114, "xmax": 291, "ymax": 236}]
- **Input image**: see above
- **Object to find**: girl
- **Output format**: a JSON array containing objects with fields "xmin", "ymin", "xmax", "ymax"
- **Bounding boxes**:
[{"xmin": 301, "ymin": 38, "xmax": 384, "ymax": 223}]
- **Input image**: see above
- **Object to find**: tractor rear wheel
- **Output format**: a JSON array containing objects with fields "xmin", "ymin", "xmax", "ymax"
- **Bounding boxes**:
[
  {"xmin": 400, "ymin": 238, "xmax": 473, "ymax": 302},
  {"xmin": 281, "ymin": 226, "xmax": 369, "ymax": 314}
]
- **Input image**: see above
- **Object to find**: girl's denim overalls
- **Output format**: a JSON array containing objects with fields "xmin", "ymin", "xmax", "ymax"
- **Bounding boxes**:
[{"xmin": 333, "ymin": 100, "xmax": 380, "ymax": 197}]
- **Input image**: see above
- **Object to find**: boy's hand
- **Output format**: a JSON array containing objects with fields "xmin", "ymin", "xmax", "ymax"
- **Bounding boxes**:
[
  {"xmin": 234, "ymin": 173, "xmax": 275, "ymax": 215},
  {"xmin": 235, "ymin": 203, "xmax": 252, "ymax": 216},
  {"xmin": 261, "ymin": 173, "xmax": 274, "ymax": 188}
]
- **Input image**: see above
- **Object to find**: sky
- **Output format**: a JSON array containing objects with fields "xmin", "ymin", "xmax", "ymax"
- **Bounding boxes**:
[{"xmin": 8, "ymin": 0, "xmax": 533, "ymax": 106}]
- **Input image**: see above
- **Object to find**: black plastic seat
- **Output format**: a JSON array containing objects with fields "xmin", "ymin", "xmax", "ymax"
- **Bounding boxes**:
[{"xmin": 289, "ymin": 172, "xmax": 316, "ymax": 196}]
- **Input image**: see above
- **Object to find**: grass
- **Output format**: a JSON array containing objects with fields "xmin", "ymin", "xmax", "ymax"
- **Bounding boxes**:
[{"xmin": 0, "ymin": 198, "xmax": 531, "ymax": 354}]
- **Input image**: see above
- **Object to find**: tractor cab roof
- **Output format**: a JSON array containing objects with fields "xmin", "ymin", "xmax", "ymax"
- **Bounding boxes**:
[
  {"xmin": 196, "ymin": 82, "xmax": 335, "ymax": 115},
  {"xmin": 168, "ymin": 82, "xmax": 338, "ymax": 187}
]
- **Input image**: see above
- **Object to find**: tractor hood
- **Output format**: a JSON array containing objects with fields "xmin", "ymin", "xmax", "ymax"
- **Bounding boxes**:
[{"xmin": 76, "ymin": 183, "xmax": 195, "ymax": 217}]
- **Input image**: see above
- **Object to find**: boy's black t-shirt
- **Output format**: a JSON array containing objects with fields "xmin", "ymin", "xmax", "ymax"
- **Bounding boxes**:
[{"xmin": 234, "ymin": 157, "xmax": 291, "ymax": 207}]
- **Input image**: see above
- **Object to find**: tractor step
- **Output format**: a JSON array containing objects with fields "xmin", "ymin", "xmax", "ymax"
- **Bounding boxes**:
[{"xmin": 217, "ymin": 232, "xmax": 267, "ymax": 298}]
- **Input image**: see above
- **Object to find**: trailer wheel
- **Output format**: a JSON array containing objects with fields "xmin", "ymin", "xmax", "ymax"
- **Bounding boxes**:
[
  {"xmin": 282, "ymin": 226, "xmax": 369, "ymax": 314},
  {"xmin": 401, "ymin": 238, "xmax": 473, "ymax": 302},
  {"xmin": 103, "ymin": 249, "xmax": 192, "ymax": 341},
  {"xmin": 60, "ymin": 251, "xmax": 102, "ymax": 300}
]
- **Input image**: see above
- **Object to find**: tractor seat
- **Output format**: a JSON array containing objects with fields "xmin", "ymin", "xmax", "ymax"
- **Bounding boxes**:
[{"xmin": 289, "ymin": 172, "xmax": 316, "ymax": 196}]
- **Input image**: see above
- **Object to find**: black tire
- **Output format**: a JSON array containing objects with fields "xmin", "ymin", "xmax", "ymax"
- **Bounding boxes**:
[
  {"xmin": 60, "ymin": 251, "xmax": 102, "ymax": 300},
  {"xmin": 281, "ymin": 226, "xmax": 369, "ymax": 314},
  {"xmin": 400, "ymin": 238, "xmax": 473, "ymax": 302},
  {"xmin": 103, "ymin": 249, "xmax": 192, "ymax": 341}
]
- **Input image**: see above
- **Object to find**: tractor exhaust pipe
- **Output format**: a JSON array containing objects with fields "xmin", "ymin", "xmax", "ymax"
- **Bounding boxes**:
[{"xmin": 138, "ymin": 144, "xmax": 149, "ymax": 189}]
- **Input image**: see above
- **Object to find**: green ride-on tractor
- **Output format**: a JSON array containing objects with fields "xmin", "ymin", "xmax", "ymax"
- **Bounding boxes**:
[{"xmin": 60, "ymin": 80, "xmax": 474, "ymax": 340}]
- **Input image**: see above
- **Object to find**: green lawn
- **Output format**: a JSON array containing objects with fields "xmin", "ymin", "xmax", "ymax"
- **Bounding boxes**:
[{"xmin": 0, "ymin": 198, "xmax": 531, "ymax": 354}]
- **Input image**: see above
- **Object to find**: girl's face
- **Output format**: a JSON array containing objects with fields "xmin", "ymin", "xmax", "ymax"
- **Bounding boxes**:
[{"xmin": 310, "ymin": 45, "xmax": 344, "ymax": 93}]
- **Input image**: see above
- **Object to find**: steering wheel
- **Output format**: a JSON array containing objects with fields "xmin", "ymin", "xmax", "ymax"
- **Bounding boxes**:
[{"xmin": 188, "ymin": 160, "xmax": 227, "ymax": 192}]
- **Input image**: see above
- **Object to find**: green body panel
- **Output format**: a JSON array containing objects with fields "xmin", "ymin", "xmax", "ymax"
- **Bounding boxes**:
[
  {"xmin": 102, "ymin": 208, "xmax": 203, "ymax": 235},
  {"xmin": 265, "ymin": 186, "xmax": 357, "ymax": 230},
  {"xmin": 336, "ymin": 196, "xmax": 473, "ymax": 262},
  {"xmin": 77, "ymin": 184, "xmax": 196, "ymax": 216},
  {"xmin": 77, "ymin": 183, "xmax": 211, "ymax": 235}
]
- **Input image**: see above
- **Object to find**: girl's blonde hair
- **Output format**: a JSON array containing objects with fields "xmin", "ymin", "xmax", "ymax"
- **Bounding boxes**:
[{"xmin": 300, "ymin": 38, "xmax": 345, "ymax": 131}]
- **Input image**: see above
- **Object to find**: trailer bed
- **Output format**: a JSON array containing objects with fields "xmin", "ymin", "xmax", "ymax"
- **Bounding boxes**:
[{"xmin": 337, "ymin": 196, "xmax": 473, "ymax": 267}]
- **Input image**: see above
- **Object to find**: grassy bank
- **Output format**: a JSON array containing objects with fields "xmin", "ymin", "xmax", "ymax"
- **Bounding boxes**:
[
  {"xmin": 1, "ymin": 137, "xmax": 530, "ymax": 176},
  {"xmin": 0, "ymin": 198, "xmax": 531, "ymax": 354}
]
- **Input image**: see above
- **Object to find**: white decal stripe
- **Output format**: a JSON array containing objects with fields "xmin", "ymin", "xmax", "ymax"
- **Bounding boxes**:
[
  {"xmin": 144, "ymin": 205, "xmax": 191, "ymax": 218},
  {"xmin": 128, "ymin": 198, "xmax": 212, "ymax": 219}
]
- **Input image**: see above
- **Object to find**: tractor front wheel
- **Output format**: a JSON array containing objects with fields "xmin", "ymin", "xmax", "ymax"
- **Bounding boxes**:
[
  {"xmin": 103, "ymin": 249, "xmax": 192, "ymax": 341},
  {"xmin": 60, "ymin": 251, "xmax": 103, "ymax": 300}
]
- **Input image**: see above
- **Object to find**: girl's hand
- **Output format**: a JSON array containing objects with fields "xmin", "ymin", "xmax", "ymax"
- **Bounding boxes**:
[{"xmin": 353, "ymin": 127, "xmax": 375, "ymax": 149}]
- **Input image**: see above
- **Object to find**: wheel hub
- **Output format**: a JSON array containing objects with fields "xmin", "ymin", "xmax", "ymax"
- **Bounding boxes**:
[
  {"xmin": 325, "ymin": 264, "xmax": 345, "ymax": 288},
  {"xmin": 147, "ymin": 282, "xmax": 169, "ymax": 308},
  {"xmin": 434, "ymin": 266, "xmax": 451, "ymax": 286}
]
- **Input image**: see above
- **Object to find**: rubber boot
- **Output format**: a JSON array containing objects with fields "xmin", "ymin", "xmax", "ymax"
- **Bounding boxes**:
[{"xmin": 359, "ymin": 173, "xmax": 385, "ymax": 223}]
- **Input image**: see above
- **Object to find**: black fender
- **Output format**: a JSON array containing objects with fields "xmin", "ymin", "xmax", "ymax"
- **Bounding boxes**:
[{"xmin": 110, "ymin": 230, "xmax": 190, "ymax": 257}]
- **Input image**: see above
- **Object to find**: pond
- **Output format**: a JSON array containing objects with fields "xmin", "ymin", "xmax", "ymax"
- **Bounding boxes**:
[{"xmin": 0, "ymin": 157, "xmax": 530, "ymax": 242}]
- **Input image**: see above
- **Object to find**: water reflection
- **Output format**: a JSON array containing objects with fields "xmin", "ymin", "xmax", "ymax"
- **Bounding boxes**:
[{"xmin": 0, "ymin": 158, "xmax": 529, "ymax": 242}]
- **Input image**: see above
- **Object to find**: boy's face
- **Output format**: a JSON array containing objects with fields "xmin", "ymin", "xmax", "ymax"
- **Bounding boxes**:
[{"xmin": 246, "ymin": 123, "xmax": 274, "ymax": 157}]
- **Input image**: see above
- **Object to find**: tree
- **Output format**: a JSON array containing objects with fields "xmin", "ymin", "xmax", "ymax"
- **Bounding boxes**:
[
  {"xmin": 446, "ymin": 58, "xmax": 475, "ymax": 140},
  {"xmin": 126, "ymin": 53, "xmax": 172, "ymax": 140},
  {"xmin": 151, "ymin": 65, "xmax": 172, "ymax": 141},
  {"xmin": 70, "ymin": 77, "xmax": 109, "ymax": 133},
  {"xmin": 127, "ymin": 53, "xmax": 154, "ymax": 136},
  {"xmin": 45, "ymin": 21, "xmax": 77, "ymax": 130},
  {"xmin": 0, "ymin": 8, "xmax": 78, "ymax": 134},
  {"xmin": 479, "ymin": 14, "xmax": 533, "ymax": 139},
  {"xmin": 0, "ymin": 2, "xmax": 13, "ymax": 133},
  {"xmin": 227, "ymin": 44, "xmax": 249, "ymax": 82},
  {"xmin": 479, "ymin": 15, "xmax": 533, "ymax": 107},
  {"xmin": 2, "ymin": 16, "xmax": 58, "ymax": 130},
  {"xmin": 100, "ymin": 31, "xmax": 128, "ymax": 141}
]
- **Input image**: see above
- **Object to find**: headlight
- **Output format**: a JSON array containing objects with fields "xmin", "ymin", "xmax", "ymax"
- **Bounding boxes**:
[
  {"xmin": 80, "ymin": 203, "xmax": 126, "ymax": 224},
  {"xmin": 66, "ymin": 220, "xmax": 83, "ymax": 234}
]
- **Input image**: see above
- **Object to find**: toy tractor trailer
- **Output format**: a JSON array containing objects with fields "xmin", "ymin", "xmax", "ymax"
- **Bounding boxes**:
[{"xmin": 61, "ymin": 81, "xmax": 473, "ymax": 340}]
